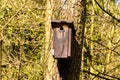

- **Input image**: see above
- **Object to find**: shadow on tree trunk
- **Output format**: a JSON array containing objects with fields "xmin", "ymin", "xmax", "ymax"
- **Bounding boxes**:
[{"xmin": 57, "ymin": 37, "xmax": 82, "ymax": 80}]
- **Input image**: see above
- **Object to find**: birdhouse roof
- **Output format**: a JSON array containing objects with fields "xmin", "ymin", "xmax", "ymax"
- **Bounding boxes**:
[
  {"xmin": 51, "ymin": 20, "xmax": 75, "ymax": 36},
  {"xmin": 51, "ymin": 20, "xmax": 74, "ymax": 29}
]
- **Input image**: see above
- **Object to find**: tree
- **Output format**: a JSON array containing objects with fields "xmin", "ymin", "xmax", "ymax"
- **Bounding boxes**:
[
  {"xmin": 44, "ymin": 0, "xmax": 86, "ymax": 80},
  {"xmin": 44, "ymin": 0, "xmax": 60, "ymax": 80},
  {"xmin": 1, "ymin": 0, "xmax": 120, "ymax": 80}
]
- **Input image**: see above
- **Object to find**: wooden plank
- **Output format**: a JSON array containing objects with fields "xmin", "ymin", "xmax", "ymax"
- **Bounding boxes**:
[
  {"xmin": 68, "ymin": 28, "xmax": 71, "ymax": 57},
  {"xmin": 53, "ymin": 26, "xmax": 70, "ymax": 58},
  {"xmin": 62, "ymin": 27, "xmax": 69, "ymax": 58}
]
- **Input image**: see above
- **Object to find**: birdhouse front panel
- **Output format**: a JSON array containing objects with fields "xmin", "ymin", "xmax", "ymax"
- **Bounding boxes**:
[{"xmin": 52, "ymin": 25, "xmax": 72, "ymax": 58}]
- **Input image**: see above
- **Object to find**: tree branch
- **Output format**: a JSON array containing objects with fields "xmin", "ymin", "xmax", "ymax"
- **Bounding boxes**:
[
  {"xmin": 94, "ymin": 0, "xmax": 120, "ymax": 22},
  {"xmin": 57, "ymin": 0, "xmax": 68, "ymax": 19},
  {"xmin": 85, "ymin": 37, "xmax": 120, "ymax": 55},
  {"xmin": 82, "ymin": 69, "xmax": 120, "ymax": 79},
  {"xmin": 1, "ymin": 1, "xmax": 27, "ymax": 31}
]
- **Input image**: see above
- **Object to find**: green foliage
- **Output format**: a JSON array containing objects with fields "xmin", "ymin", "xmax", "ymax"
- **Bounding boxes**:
[
  {"xmin": 1, "ymin": 0, "xmax": 120, "ymax": 80},
  {"xmin": 0, "ymin": 0, "xmax": 45, "ymax": 80},
  {"xmin": 84, "ymin": 0, "xmax": 120, "ymax": 79}
]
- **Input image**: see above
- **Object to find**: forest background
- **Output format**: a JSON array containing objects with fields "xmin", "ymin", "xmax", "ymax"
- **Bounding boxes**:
[{"xmin": 0, "ymin": 0, "xmax": 120, "ymax": 80}]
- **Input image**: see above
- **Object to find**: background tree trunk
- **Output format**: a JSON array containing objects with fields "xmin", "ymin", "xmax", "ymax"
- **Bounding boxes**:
[{"xmin": 0, "ymin": 40, "xmax": 2, "ymax": 80}]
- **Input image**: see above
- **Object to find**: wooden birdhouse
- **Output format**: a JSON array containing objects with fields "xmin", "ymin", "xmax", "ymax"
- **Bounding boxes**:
[{"xmin": 51, "ymin": 20, "xmax": 74, "ymax": 58}]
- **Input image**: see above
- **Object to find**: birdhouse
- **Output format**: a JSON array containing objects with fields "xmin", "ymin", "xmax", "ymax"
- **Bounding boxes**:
[{"xmin": 51, "ymin": 20, "xmax": 74, "ymax": 58}]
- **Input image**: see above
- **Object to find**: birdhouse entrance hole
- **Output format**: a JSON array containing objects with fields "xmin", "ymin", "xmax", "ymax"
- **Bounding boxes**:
[{"xmin": 59, "ymin": 27, "xmax": 65, "ymax": 33}]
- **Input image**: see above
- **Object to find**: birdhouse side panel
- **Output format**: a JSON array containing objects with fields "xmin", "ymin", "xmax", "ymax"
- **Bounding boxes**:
[{"xmin": 68, "ymin": 28, "xmax": 72, "ymax": 57}]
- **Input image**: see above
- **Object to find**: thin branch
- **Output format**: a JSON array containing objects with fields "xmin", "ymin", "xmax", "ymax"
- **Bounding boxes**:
[
  {"xmin": 56, "ymin": 0, "xmax": 68, "ymax": 19},
  {"xmin": 83, "ymin": 70, "xmax": 109, "ymax": 79},
  {"xmin": 0, "ymin": 1, "xmax": 27, "ymax": 31},
  {"xmin": 89, "ymin": 62, "xmax": 120, "ymax": 79},
  {"xmin": 85, "ymin": 37, "xmax": 120, "ymax": 55},
  {"xmin": 94, "ymin": 0, "xmax": 120, "ymax": 22},
  {"xmin": 80, "ymin": 0, "xmax": 87, "ymax": 80},
  {"xmin": 0, "ymin": 0, "xmax": 27, "ymax": 43},
  {"xmin": 107, "ymin": 65, "xmax": 120, "ymax": 74},
  {"xmin": 82, "ymin": 69, "xmax": 120, "ymax": 79}
]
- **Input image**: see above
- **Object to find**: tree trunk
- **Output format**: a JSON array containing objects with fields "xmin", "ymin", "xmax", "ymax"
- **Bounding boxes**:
[
  {"xmin": 89, "ymin": 0, "xmax": 95, "ymax": 79},
  {"xmin": 44, "ymin": 0, "xmax": 60, "ymax": 80},
  {"xmin": 44, "ymin": 0, "xmax": 86, "ymax": 80},
  {"xmin": 0, "ymin": 40, "xmax": 2, "ymax": 80}
]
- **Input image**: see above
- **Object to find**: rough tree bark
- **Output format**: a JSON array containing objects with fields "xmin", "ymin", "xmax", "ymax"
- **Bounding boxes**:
[
  {"xmin": 44, "ymin": 0, "xmax": 86, "ymax": 80},
  {"xmin": 44, "ymin": 0, "xmax": 60, "ymax": 80}
]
